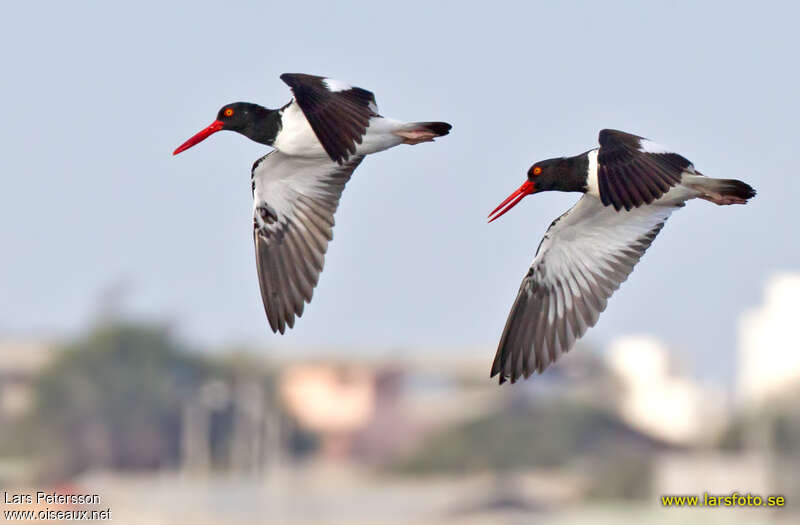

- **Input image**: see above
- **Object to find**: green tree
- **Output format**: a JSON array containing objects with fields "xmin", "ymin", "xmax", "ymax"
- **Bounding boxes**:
[
  {"xmin": 33, "ymin": 323, "xmax": 212, "ymax": 478},
  {"xmin": 388, "ymin": 398, "xmax": 667, "ymax": 500}
]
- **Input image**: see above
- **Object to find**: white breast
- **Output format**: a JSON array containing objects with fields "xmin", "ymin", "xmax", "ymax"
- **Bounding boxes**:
[
  {"xmin": 272, "ymin": 101, "xmax": 327, "ymax": 158},
  {"xmin": 585, "ymin": 149, "xmax": 600, "ymax": 197}
]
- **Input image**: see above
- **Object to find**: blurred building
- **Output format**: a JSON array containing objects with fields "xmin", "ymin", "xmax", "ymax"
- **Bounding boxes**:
[
  {"xmin": 277, "ymin": 360, "xmax": 493, "ymax": 463},
  {"xmin": 738, "ymin": 272, "xmax": 800, "ymax": 406},
  {"xmin": 607, "ymin": 335, "xmax": 727, "ymax": 444},
  {"xmin": 280, "ymin": 363, "xmax": 375, "ymax": 459},
  {"xmin": 0, "ymin": 338, "xmax": 54, "ymax": 418}
]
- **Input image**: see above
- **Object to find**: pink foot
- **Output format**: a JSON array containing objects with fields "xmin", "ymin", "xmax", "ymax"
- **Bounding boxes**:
[
  {"xmin": 700, "ymin": 194, "xmax": 747, "ymax": 205},
  {"xmin": 395, "ymin": 130, "xmax": 437, "ymax": 145}
]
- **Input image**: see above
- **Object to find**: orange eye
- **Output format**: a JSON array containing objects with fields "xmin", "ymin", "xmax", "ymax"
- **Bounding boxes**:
[
  {"xmin": 533, "ymin": 166, "xmax": 542, "ymax": 175},
  {"xmin": 224, "ymin": 108, "xmax": 234, "ymax": 117}
]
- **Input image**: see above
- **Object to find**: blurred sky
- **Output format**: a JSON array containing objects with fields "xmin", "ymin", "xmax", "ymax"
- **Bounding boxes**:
[{"xmin": 1, "ymin": 1, "xmax": 798, "ymax": 385}]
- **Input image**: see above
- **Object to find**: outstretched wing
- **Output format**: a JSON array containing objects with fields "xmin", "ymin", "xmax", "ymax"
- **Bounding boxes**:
[
  {"xmin": 597, "ymin": 129, "xmax": 694, "ymax": 211},
  {"xmin": 280, "ymin": 73, "xmax": 378, "ymax": 164},
  {"xmin": 251, "ymin": 150, "xmax": 364, "ymax": 333},
  {"xmin": 490, "ymin": 195, "xmax": 680, "ymax": 384}
]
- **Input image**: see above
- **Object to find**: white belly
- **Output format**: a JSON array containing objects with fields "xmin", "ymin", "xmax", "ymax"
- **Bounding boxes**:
[
  {"xmin": 355, "ymin": 117, "xmax": 405, "ymax": 155},
  {"xmin": 655, "ymin": 177, "xmax": 703, "ymax": 206}
]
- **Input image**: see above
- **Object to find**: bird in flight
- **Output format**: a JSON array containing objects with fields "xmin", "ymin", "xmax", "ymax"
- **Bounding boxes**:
[
  {"xmin": 488, "ymin": 129, "xmax": 755, "ymax": 384},
  {"xmin": 174, "ymin": 73, "xmax": 451, "ymax": 333}
]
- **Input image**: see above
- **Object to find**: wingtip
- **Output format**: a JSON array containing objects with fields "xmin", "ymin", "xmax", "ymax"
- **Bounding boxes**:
[
  {"xmin": 265, "ymin": 311, "xmax": 286, "ymax": 334},
  {"xmin": 491, "ymin": 369, "xmax": 508, "ymax": 385},
  {"xmin": 279, "ymin": 73, "xmax": 296, "ymax": 87}
]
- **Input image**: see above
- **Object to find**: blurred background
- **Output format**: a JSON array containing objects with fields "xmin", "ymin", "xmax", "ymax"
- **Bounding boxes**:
[{"xmin": 1, "ymin": 1, "xmax": 798, "ymax": 523}]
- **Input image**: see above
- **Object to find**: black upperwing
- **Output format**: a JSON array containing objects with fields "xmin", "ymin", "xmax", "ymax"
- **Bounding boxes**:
[
  {"xmin": 280, "ymin": 73, "xmax": 378, "ymax": 164},
  {"xmin": 597, "ymin": 129, "xmax": 693, "ymax": 211}
]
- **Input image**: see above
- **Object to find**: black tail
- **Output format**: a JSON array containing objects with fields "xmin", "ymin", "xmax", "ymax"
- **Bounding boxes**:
[
  {"xmin": 686, "ymin": 176, "xmax": 756, "ymax": 205},
  {"xmin": 713, "ymin": 178, "xmax": 757, "ymax": 200},
  {"xmin": 411, "ymin": 121, "xmax": 452, "ymax": 137}
]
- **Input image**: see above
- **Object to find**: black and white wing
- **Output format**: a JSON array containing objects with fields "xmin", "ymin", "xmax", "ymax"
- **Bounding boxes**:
[
  {"xmin": 280, "ymin": 73, "xmax": 378, "ymax": 165},
  {"xmin": 491, "ymin": 195, "xmax": 681, "ymax": 384},
  {"xmin": 597, "ymin": 129, "xmax": 694, "ymax": 211},
  {"xmin": 251, "ymin": 150, "xmax": 364, "ymax": 333}
]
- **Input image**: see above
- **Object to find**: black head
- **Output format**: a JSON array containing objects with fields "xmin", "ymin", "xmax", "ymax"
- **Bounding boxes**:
[
  {"xmin": 173, "ymin": 102, "xmax": 277, "ymax": 155},
  {"xmin": 525, "ymin": 157, "xmax": 576, "ymax": 193},
  {"xmin": 214, "ymin": 102, "xmax": 265, "ymax": 133},
  {"xmin": 488, "ymin": 156, "xmax": 585, "ymax": 222}
]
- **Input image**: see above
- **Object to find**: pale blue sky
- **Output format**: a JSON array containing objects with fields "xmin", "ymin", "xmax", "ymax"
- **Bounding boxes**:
[{"xmin": 1, "ymin": 1, "xmax": 798, "ymax": 384}]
